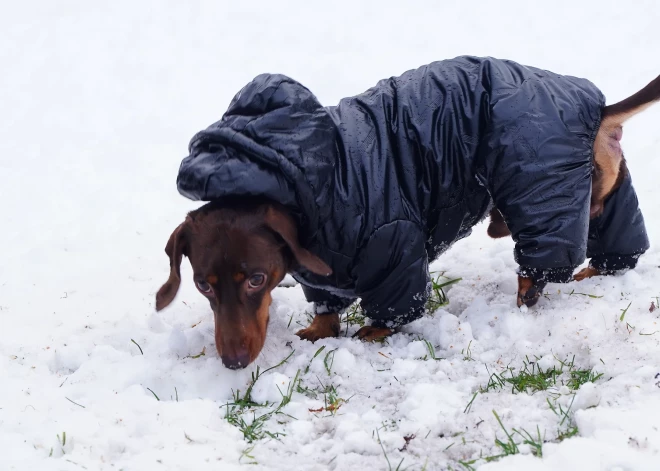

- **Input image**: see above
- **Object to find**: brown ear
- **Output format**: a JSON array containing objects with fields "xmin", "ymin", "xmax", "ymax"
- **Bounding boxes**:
[
  {"xmin": 155, "ymin": 220, "xmax": 189, "ymax": 311},
  {"xmin": 264, "ymin": 206, "xmax": 332, "ymax": 276}
]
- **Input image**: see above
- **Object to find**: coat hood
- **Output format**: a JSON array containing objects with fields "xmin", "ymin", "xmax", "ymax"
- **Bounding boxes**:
[{"xmin": 177, "ymin": 74, "xmax": 339, "ymax": 243}]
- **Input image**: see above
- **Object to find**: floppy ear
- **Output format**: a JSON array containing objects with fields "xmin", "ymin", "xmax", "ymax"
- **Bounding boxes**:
[
  {"xmin": 156, "ymin": 220, "xmax": 189, "ymax": 311},
  {"xmin": 264, "ymin": 206, "xmax": 332, "ymax": 276}
]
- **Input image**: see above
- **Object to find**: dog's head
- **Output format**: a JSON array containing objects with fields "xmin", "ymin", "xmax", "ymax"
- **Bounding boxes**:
[{"xmin": 155, "ymin": 200, "xmax": 331, "ymax": 369}]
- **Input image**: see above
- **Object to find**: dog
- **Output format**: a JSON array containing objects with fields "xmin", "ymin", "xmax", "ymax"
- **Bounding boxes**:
[{"xmin": 157, "ymin": 57, "xmax": 659, "ymax": 369}]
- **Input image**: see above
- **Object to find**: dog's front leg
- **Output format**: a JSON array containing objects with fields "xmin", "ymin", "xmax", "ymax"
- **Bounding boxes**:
[
  {"xmin": 573, "ymin": 267, "xmax": 601, "ymax": 281},
  {"xmin": 296, "ymin": 313, "xmax": 340, "ymax": 342},
  {"xmin": 352, "ymin": 326, "xmax": 394, "ymax": 342}
]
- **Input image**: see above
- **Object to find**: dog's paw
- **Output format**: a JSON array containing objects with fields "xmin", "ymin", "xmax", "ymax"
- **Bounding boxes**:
[
  {"xmin": 295, "ymin": 327, "xmax": 335, "ymax": 342},
  {"xmin": 295, "ymin": 313, "xmax": 340, "ymax": 342},
  {"xmin": 352, "ymin": 326, "xmax": 394, "ymax": 342},
  {"xmin": 517, "ymin": 291, "xmax": 540, "ymax": 308},
  {"xmin": 574, "ymin": 267, "xmax": 601, "ymax": 281},
  {"xmin": 517, "ymin": 275, "xmax": 546, "ymax": 308}
]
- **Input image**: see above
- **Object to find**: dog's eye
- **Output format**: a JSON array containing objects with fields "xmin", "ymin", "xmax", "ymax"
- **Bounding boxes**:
[
  {"xmin": 196, "ymin": 280, "xmax": 212, "ymax": 294},
  {"xmin": 247, "ymin": 274, "xmax": 266, "ymax": 289}
]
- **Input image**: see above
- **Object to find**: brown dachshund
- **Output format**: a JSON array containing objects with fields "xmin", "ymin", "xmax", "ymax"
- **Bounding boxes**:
[{"xmin": 158, "ymin": 66, "xmax": 659, "ymax": 368}]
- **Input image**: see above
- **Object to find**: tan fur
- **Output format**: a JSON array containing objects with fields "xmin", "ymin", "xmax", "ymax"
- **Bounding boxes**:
[
  {"xmin": 296, "ymin": 312, "xmax": 340, "ymax": 342},
  {"xmin": 591, "ymin": 74, "xmax": 660, "ymax": 217},
  {"xmin": 352, "ymin": 326, "xmax": 394, "ymax": 342},
  {"xmin": 232, "ymin": 273, "xmax": 245, "ymax": 282},
  {"xmin": 591, "ymin": 118, "xmax": 625, "ymax": 218},
  {"xmin": 251, "ymin": 291, "xmax": 272, "ymax": 360},
  {"xmin": 573, "ymin": 266, "xmax": 601, "ymax": 281}
]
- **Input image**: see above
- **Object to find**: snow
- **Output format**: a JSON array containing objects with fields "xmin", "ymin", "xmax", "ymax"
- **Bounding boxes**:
[{"xmin": 2, "ymin": 1, "xmax": 660, "ymax": 470}]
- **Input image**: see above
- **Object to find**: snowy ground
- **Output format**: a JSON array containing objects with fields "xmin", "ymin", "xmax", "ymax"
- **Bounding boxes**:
[{"xmin": 2, "ymin": 1, "xmax": 660, "ymax": 470}]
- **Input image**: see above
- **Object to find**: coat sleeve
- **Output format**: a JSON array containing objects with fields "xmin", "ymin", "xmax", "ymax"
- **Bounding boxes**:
[
  {"xmin": 300, "ymin": 284, "xmax": 356, "ymax": 315},
  {"xmin": 482, "ymin": 80, "xmax": 598, "ymax": 284},
  {"xmin": 351, "ymin": 221, "xmax": 430, "ymax": 328},
  {"xmin": 587, "ymin": 172, "xmax": 649, "ymax": 273}
]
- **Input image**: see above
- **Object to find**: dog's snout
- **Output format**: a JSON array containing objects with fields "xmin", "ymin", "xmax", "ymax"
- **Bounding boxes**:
[{"xmin": 221, "ymin": 350, "xmax": 251, "ymax": 370}]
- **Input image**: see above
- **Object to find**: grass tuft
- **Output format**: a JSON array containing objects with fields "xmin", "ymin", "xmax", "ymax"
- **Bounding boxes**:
[
  {"xmin": 480, "ymin": 355, "xmax": 603, "ymax": 395},
  {"xmin": 462, "ymin": 340, "xmax": 474, "ymax": 361},
  {"xmin": 486, "ymin": 410, "xmax": 519, "ymax": 460},
  {"xmin": 458, "ymin": 410, "xmax": 544, "ymax": 468},
  {"xmin": 421, "ymin": 339, "xmax": 442, "ymax": 361},
  {"xmin": 463, "ymin": 392, "xmax": 478, "ymax": 414},
  {"xmin": 568, "ymin": 289, "xmax": 603, "ymax": 299},
  {"xmin": 547, "ymin": 394, "xmax": 580, "ymax": 442},
  {"xmin": 304, "ymin": 346, "xmax": 326, "ymax": 374},
  {"xmin": 426, "ymin": 273, "xmax": 462, "ymax": 312},
  {"xmin": 56, "ymin": 432, "xmax": 67, "ymax": 455},
  {"xmin": 323, "ymin": 349, "xmax": 337, "ymax": 375},
  {"xmin": 239, "ymin": 445, "xmax": 258, "ymax": 465},
  {"xmin": 222, "ymin": 351, "xmax": 298, "ymax": 443},
  {"xmin": 185, "ymin": 346, "xmax": 206, "ymax": 359},
  {"xmin": 461, "ymin": 355, "xmax": 601, "ymax": 467},
  {"xmin": 512, "ymin": 425, "xmax": 543, "ymax": 457},
  {"xmin": 310, "ymin": 376, "xmax": 348, "ymax": 415},
  {"xmin": 567, "ymin": 369, "xmax": 603, "ymax": 390},
  {"xmin": 342, "ymin": 304, "xmax": 367, "ymax": 332}
]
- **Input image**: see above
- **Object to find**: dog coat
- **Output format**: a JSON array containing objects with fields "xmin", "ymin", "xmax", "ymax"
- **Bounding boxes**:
[{"xmin": 177, "ymin": 56, "xmax": 648, "ymax": 327}]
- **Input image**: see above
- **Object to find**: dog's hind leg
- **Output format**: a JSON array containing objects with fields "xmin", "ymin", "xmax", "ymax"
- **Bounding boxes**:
[{"xmin": 517, "ymin": 275, "xmax": 546, "ymax": 308}]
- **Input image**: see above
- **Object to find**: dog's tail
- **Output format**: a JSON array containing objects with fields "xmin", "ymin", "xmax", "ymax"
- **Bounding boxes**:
[{"xmin": 602, "ymin": 73, "xmax": 660, "ymax": 124}]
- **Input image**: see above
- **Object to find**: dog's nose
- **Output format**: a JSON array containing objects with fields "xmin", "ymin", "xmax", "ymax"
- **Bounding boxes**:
[{"xmin": 222, "ymin": 351, "xmax": 251, "ymax": 370}]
